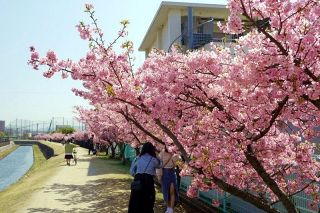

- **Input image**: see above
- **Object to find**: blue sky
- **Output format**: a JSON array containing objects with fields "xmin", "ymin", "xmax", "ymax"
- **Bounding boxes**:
[{"xmin": 0, "ymin": 0, "xmax": 225, "ymax": 125}]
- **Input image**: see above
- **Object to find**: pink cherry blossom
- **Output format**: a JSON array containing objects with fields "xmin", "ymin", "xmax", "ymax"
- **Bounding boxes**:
[{"xmin": 28, "ymin": 2, "xmax": 320, "ymax": 212}]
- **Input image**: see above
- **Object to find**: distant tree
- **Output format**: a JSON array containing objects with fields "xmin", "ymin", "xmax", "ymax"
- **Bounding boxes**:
[
  {"xmin": 0, "ymin": 131, "xmax": 6, "ymax": 138},
  {"xmin": 56, "ymin": 126, "xmax": 75, "ymax": 134}
]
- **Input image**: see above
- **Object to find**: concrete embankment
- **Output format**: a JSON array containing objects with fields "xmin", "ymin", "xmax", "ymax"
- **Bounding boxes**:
[
  {"xmin": 14, "ymin": 140, "xmax": 55, "ymax": 159},
  {"xmin": 0, "ymin": 141, "xmax": 15, "ymax": 153}
]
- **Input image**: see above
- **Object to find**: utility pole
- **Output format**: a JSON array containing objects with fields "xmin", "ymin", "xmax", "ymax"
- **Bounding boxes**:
[
  {"xmin": 15, "ymin": 119, "xmax": 17, "ymax": 137},
  {"xmin": 20, "ymin": 119, "xmax": 22, "ymax": 138}
]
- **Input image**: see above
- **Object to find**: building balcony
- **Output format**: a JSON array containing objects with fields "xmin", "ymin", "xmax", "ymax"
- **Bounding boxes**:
[{"xmin": 182, "ymin": 32, "xmax": 241, "ymax": 49}]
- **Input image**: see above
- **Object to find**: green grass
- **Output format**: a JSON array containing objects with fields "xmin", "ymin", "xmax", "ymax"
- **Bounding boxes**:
[
  {"xmin": 0, "ymin": 144, "xmax": 18, "ymax": 160},
  {"xmin": 0, "ymin": 141, "xmax": 64, "ymax": 212}
]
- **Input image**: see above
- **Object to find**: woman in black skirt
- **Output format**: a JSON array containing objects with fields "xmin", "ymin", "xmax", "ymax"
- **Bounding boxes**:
[{"xmin": 128, "ymin": 142, "xmax": 161, "ymax": 213}]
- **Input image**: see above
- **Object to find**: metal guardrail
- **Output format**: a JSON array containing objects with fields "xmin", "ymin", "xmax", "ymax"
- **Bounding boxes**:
[
  {"xmin": 0, "ymin": 137, "xmax": 10, "ymax": 142},
  {"xmin": 0, "ymin": 137, "xmax": 18, "ymax": 142},
  {"xmin": 192, "ymin": 33, "xmax": 239, "ymax": 49},
  {"xmin": 0, "ymin": 137, "xmax": 11, "ymax": 148}
]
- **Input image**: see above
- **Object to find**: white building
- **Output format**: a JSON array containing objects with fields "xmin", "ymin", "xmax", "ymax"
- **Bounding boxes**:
[{"xmin": 139, "ymin": 1, "xmax": 238, "ymax": 57}]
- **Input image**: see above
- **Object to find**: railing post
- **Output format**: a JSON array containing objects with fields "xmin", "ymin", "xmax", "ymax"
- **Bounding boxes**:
[{"xmin": 188, "ymin": 7, "xmax": 193, "ymax": 49}]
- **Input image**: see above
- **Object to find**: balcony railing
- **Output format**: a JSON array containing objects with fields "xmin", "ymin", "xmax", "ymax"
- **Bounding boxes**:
[{"xmin": 193, "ymin": 33, "xmax": 240, "ymax": 49}]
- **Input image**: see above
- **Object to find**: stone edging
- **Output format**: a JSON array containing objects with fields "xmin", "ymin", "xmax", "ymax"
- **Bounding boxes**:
[
  {"xmin": 0, "ymin": 141, "xmax": 14, "ymax": 153},
  {"xmin": 13, "ymin": 141, "xmax": 55, "ymax": 159}
]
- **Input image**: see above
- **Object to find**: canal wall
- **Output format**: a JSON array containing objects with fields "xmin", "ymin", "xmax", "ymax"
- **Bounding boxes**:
[
  {"xmin": 0, "ymin": 141, "xmax": 15, "ymax": 152},
  {"xmin": 14, "ymin": 141, "xmax": 54, "ymax": 160},
  {"xmin": 0, "ymin": 141, "xmax": 10, "ymax": 147}
]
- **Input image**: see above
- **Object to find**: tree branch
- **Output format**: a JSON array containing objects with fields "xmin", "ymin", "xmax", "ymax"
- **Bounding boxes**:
[
  {"xmin": 119, "ymin": 111, "xmax": 165, "ymax": 145},
  {"xmin": 244, "ymin": 144, "xmax": 297, "ymax": 213},
  {"xmin": 252, "ymin": 96, "xmax": 289, "ymax": 141},
  {"xmin": 200, "ymin": 168, "xmax": 280, "ymax": 213},
  {"xmin": 302, "ymin": 95, "xmax": 320, "ymax": 110},
  {"xmin": 154, "ymin": 119, "xmax": 190, "ymax": 163}
]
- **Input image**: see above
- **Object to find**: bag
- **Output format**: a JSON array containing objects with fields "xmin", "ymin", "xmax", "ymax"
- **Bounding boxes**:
[
  {"xmin": 130, "ymin": 180, "xmax": 142, "ymax": 192},
  {"xmin": 130, "ymin": 156, "xmax": 152, "ymax": 192}
]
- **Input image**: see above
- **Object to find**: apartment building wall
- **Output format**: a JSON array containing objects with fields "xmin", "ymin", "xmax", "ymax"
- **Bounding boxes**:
[{"xmin": 0, "ymin": 121, "xmax": 5, "ymax": 132}]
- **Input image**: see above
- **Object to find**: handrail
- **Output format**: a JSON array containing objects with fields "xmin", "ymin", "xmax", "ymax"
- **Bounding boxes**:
[
  {"xmin": 168, "ymin": 18, "xmax": 214, "ymax": 52},
  {"xmin": 0, "ymin": 136, "xmax": 17, "ymax": 142}
]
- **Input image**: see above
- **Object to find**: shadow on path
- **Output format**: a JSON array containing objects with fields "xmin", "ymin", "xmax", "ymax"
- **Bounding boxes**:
[
  {"xmin": 25, "ymin": 154, "xmax": 193, "ymax": 213},
  {"xmin": 27, "ymin": 178, "xmax": 131, "ymax": 213}
]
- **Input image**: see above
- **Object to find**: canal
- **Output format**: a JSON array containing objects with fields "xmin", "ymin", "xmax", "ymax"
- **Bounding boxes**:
[{"xmin": 0, "ymin": 146, "xmax": 34, "ymax": 191}]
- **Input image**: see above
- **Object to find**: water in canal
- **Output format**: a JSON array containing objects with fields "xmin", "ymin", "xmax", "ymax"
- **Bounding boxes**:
[{"xmin": 0, "ymin": 146, "xmax": 34, "ymax": 191}]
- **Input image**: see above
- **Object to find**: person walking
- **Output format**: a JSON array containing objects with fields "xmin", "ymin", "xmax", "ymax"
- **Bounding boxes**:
[
  {"xmin": 128, "ymin": 142, "xmax": 161, "ymax": 213},
  {"xmin": 88, "ymin": 134, "xmax": 94, "ymax": 155},
  {"xmin": 64, "ymin": 140, "xmax": 75, "ymax": 166},
  {"xmin": 158, "ymin": 147, "xmax": 180, "ymax": 213}
]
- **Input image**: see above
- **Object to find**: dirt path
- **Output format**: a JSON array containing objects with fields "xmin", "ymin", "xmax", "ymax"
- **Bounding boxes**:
[{"xmin": 20, "ymin": 146, "xmax": 191, "ymax": 213}]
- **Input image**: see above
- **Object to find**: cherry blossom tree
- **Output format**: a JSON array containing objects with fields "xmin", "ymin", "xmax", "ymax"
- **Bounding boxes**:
[
  {"xmin": 28, "ymin": 2, "xmax": 320, "ymax": 212},
  {"xmin": 34, "ymin": 133, "xmax": 51, "ymax": 141},
  {"xmin": 70, "ymin": 130, "xmax": 89, "ymax": 142}
]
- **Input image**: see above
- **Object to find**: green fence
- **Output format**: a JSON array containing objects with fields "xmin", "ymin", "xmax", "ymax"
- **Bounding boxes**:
[
  {"xmin": 124, "ymin": 144, "xmax": 136, "ymax": 162},
  {"xmin": 179, "ymin": 176, "xmax": 319, "ymax": 213}
]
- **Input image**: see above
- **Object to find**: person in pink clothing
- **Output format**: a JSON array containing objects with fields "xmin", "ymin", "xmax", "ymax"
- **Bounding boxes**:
[{"xmin": 158, "ymin": 147, "xmax": 180, "ymax": 213}]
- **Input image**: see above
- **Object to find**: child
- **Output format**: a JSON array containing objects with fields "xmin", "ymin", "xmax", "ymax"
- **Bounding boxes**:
[{"xmin": 64, "ymin": 140, "xmax": 75, "ymax": 166}]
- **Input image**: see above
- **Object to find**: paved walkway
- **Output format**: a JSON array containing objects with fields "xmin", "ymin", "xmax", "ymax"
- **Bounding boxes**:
[
  {"xmin": 20, "ymin": 146, "xmax": 191, "ymax": 213},
  {"xmin": 20, "ymin": 147, "xmax": 133, "ymax": 213}
]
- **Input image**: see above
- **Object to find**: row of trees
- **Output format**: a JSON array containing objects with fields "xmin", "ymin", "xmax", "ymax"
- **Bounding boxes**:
[
  {"xmin": 34, "ymin": 130, "xmax": 124, "ymax": 159},
  {"xmin": 29, "ymin": 1, "xmax": 320, "ymax": 212},
  {"xmin": 0, "ymin": 131, "xmax": 7, "ymax": 138}
]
